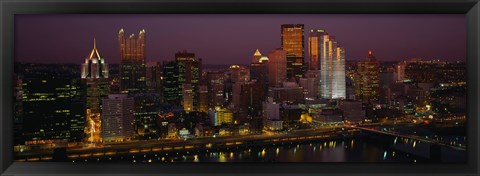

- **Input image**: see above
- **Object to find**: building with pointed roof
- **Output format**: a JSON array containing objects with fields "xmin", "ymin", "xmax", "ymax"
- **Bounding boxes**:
[
  {"xmin": 119, "ymin": 28, "xmax": 147, "ymax": 94},
  {"xmin": 81, "ymin": 38, "xmax": 110, "ymax": 143}
]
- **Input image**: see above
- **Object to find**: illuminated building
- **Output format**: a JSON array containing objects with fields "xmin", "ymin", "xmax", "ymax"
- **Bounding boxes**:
[
  {"xmin": 396, "ymin": 61, "xmax": 407, "ymax": 82},
  {"xmin": 208, "ymin": 107, "xmax": 233, "ymax": 126},
  {"xmin": 102, "ymin": 94, "xmax": 135, "ymax": 143},
  {"xmin": 263, "ymin": 97, "xmax": 280, "ymax": 121},
  {"xmin": 13, "ymin": 75, "xmax": 23, "ymax": 145},
  {"xmin": 146, "ymin": 61, "xmax": 163, "ymax": 93},
  {"xmin": 182, "ymin": 84, "xmax": 194, "ymax": 112},
  {"xmin": 133, "ymin": 94, "xmax": 162, "ymax": 139},
  {"xmin": 319, "ymin": 34, "xmax": 346, "ymax": 99},
  {"xmin": 252, "ymin": 49, "xmax": 262, "ymax": 63},
  {"xmin": 232, "ymin": 80, "xmax": 265, "ymax": 116},
  {"xmin": 119, "ymin": 28, "xmax": 147, "ymax": 94},
  {"xmin": 21, "ymin": 76, "xmax": 86, "ymax": 144},
  {"xmin": 308, "ymin": 29, "xmax": 326, "ymax": 70},
  {"xmin": 198, "ymin": 85, "xmax": 209, "ymax": 113},
  {"xmin": 169, "ymin": 51, "xmax": 202, "ymax": 111},
  {"xmin": 355, "ymin": 50, "xmax": 380, "ymax": 104},
  {"xmin": 265, "ymin": 120, "xmax": 283, "ymax": 131},
  {"xmin": 228, "ymin": 65, "xmax": 250, "ymax": 83},
  {"xmin": 404, "ymin": 60, "xmax": 466, "ymax": 85},
  {"xmin": 268, "ymin": 82, "xmax": 304, "ymax": 104},
  {"xmin": 250, "ymin": 49, "xmax": 269, "ymax": 99},
  {"xmin": 339, "ymin": 100, "xmax": 365, "ymax": 123},
  {"xmin": 281, "ymin": 24, "xmax": 305, "ymax": 79},
  {"xmin": 162, "ymin": 61, "xmax": 180, "ymax": 105},
  {"xmin": 250, "ymin": 57, "xmax": 269, "ymax": 82},
  {"xmin": 300, "ymin": 70, "xmax": 321, "ymax": 100},
  {"xmin": 81, "ymin": 38, "xmax": 110, "ymax": 143},
  {"xmin": 299, "ymin": 113, "xmax": 313, "ymax": 123},
  {"xmin": 267, "ymin": 48, "xmax": 287, "ymax": 87},
  {"xmin": 206, "ymin": 71, "xmax": 226, "ymax": 107},
  {"xmin": 395, "ymin": 58, "xmax": 422, "ymax": 82}
]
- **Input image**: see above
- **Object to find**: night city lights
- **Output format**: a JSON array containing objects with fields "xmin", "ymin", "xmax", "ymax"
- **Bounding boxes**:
[{"xmin": 13, "ymin": 14, "xmax": 466, "ymax": 163}]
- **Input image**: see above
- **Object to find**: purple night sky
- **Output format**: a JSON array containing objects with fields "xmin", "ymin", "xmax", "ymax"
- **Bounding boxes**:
[{"xmin": 15, "ymin": 14, "xmax": 466, "ymax": 65}]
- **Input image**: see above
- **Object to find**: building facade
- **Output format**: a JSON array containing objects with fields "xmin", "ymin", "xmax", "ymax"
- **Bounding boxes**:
[
  {"xmin": 356, "ymin": 50, "xmax": 380, "ymax": 104},
  {"xmin": 81, "ymin": 39, "xmax": 110, "ymax": 143},
  {"xmin": 119, "ymin": 28, "xmax": 147, "ymax": 94},
  {"xmin": 102, "ymin": 94, "xmax": 135, "ymax": 143},
  {"xmin": 319, "ymin": 33, "xmax": 346, "ymax": 99},
  {"xmin": 267, "ymin": 49, "xmax": 287, "ymax": 87},
  {"xmin": 281, "ymin": 24, "xmax": 305, "ymax": 79}
]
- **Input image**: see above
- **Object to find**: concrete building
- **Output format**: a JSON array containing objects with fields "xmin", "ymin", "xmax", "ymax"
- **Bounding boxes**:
[{"xmin": 102, "ymin": 94, "xmax": 135, "ymax": 143}]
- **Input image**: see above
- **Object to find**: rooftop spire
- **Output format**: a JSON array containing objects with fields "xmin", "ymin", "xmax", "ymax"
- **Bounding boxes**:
[
  {"xmin": 88, "ymin": 38, "xmax": 102, "ymax": 60},
  {"xmin": 254, "ymin": 49, "xmax": 262, "ymax": 56},
  {"xmin": 368, "ymin": 49, "xmax": 374, "ymax": 58}
]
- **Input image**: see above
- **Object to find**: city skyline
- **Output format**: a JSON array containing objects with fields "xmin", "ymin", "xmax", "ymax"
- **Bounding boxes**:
[
  {"xmin": 13, "ymin": 16, "xmax": 467, "ymax": 163},
  {"xmin": 15, "ymin": 14, "xmax": 466, "ymax": 65}
]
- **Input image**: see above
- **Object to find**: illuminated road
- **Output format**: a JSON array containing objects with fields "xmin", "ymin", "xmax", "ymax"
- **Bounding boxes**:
[{"xmin": 16, "ymin": 126, "xmax": 359, "ymax": 161}]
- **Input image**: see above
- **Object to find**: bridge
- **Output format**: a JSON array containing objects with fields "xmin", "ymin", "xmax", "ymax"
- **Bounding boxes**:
[{"xmin": 353, "ymin": 126, "xmax": 465, "ymax": 151}]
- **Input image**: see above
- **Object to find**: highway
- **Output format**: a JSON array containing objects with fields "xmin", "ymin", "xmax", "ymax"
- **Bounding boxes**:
[{"xmin": 16, "ymin": 126, "xmax": 358, "ymax": 161}]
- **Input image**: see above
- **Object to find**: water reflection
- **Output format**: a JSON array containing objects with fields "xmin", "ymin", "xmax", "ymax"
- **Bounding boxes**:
[{"xmin": 70, "ymin": 137, "xmax": 466, "ymax": 163}]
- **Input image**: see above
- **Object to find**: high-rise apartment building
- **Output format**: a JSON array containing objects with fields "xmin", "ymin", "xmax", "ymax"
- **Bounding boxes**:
[
  {"xmin": 281, "ymin": 24, "xmax": 305, "ymax": 79},
  {"xmin": 102, "ymin": 94, "xmax": 135, "ymax": 143},
  {"xmin": 119, "ymin": 28, "xmax": 147, "ymax": 94}
]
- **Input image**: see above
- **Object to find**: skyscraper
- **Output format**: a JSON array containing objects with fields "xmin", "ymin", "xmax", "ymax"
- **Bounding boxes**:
[
  {"xmin": 146, "ymin": 61, "xmax": 163, "ymax": 93},
  {"xmin": 206, "ymin": 71, "xmax": 226, "ymax": 107},
  {"xmin": 21, "ymin": 74, "xmax": 85, "ymax": 144},
  {"xmin": 182, "ymin": 84, "xmax": 194, "ymax": 112},
  {"xmin": 308, "ymin": 29, "xmax": 327, "ymax": 70},
  {"xmin": 281, "ymin": 24, "xmax": 305, "ymax": 79},
  {"xmin": 162, "ymin": 60, "xmax": 180, "ymax": 105},
  {"xmin": 102, "ymin": 94, "xmax": 135, "ymax": 143},
  {"xmin": 81, "ymin": 38, "xmax": 110, "ymax": 143},
  {"xmin": 176, "ymin": 51, "xmax": 202, "ymax": 111},
  {"xmin": 250, "ymin": 49, "xmax": 269, "ymax": 82},
  {"xmin": 356, "ymin": 50, "xmax": 380, "ymax": 103},
  {"xmin": 228, "ymin": 65, "xmax": 250, "ymax": 83},
  {"xmin": 119, "ymin": 28, "xmax": 147, "ymax": 94},
  {"xmin": 319, "ymin": 32, "xmax": 346, "ymax": 99},
  {"xmin": 250, "ymin": 49, "xmax": 270, "ymax": 102},
  {"xmin": 198, "ymin": 85, "xmax": 209, "ymax": 113},
  {"xmin": 268, "ymin": 48, "xmax": 287, "ymax": 87}
]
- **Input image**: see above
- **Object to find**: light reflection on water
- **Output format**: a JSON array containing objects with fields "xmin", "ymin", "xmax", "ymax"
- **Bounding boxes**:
[{"xmin": 69, "ymin": 137, "xmax": 466, "ymax": 163}]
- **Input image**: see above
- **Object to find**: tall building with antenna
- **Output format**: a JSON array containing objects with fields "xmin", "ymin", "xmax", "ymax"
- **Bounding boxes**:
[{"xmin": 81, "ymin": 38, "xmax": 110, "ymax": 143}]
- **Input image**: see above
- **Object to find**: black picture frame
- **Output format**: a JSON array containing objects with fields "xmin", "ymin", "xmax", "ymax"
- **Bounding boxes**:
[{"xmin": 1, "ymin": 0, "xmax": 479, "ymax": 175}]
